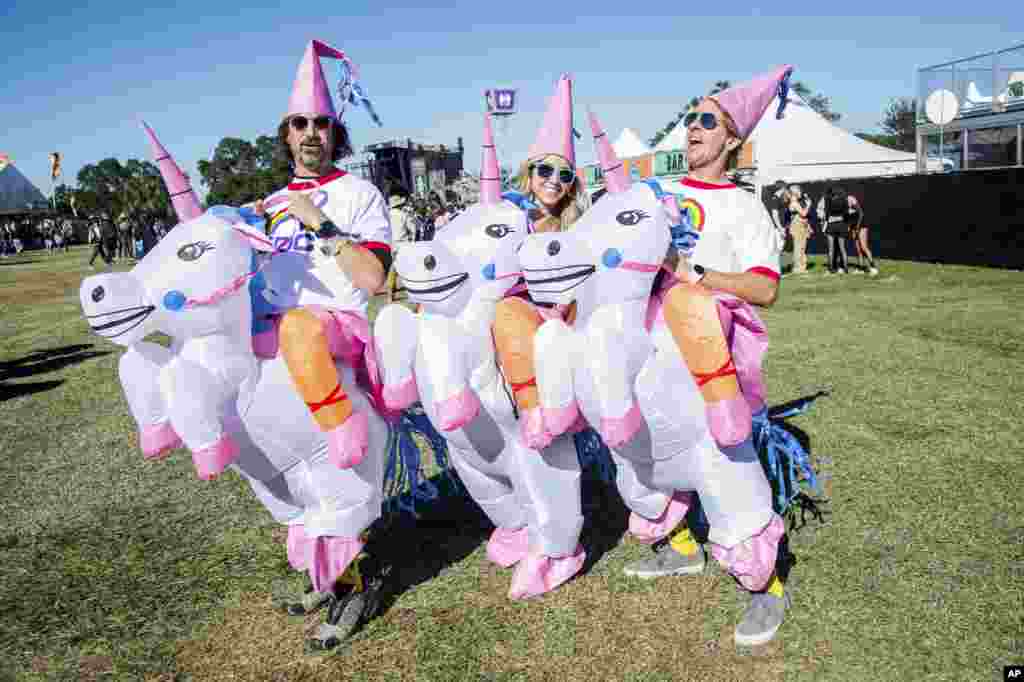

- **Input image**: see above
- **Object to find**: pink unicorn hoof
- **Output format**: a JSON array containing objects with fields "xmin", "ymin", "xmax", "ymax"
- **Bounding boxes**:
[
  {"xmin": 520, "ymin": 407, "xmax": 554, "ymax": 450},
  {"xmin": 383, "ymin": 375, "xmax": 419, "ymax": 411},
  {"xmin": 706, "ymin": 398, "xmax": 752, "ymax": 448},
  {"xmin": 508, "ymin": 545, "xmax": 586, "ymax": 600},
  {"xmin": 598, "ymin": 403, "xmax": 644, "ymax": 449},
  {"xmin": 140, "ymin": 421, "xmax": 182, "ymax": 460},
  {"xmin": 192, "ymin": 433, "xmax": 240, "ymax": 481},
  {"xmin": 566, "ymin": 412, "xmax": 589, "ymax": 434},
  {"xmin": 542, "ymin": 402, "xmax": 580, "ymax": 437},
  {"xmin": 486, "ymin": 526, "xmax": 529, "ymax": 568},
  {"xmin": 628, "ymin": 491, "xmax": 693, "ymax": 544},
  {"xmin": 436, "ymin": 387, "xmax": 481, "ymax": 432},
  {"xmin": 251, "ymin": 328, "xmax": 279, "ymax": 359},
  {"xmin": 327, "ymin": 411, "xmax": 369, "ymax": 469}
]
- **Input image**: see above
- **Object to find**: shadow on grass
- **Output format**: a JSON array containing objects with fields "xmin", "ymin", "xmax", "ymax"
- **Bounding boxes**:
[
  {"xmin": 368, "ymin": 478, "xmax": 492, "ymax": 615},
  {"xmin": 0, "ymin": 379, "xmax": 65, "ymax": 402},
  {"xmin": 0, "ymin": 343, "xmax": 110, "ymax": 383},
  {"xmin": 0, "ymin": 258, "xmax": 40, "ymax": 266}
]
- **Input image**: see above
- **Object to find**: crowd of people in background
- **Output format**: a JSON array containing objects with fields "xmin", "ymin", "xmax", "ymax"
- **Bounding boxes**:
[
  {"xmin": 767, "ymin": 180, "xmax": 879, "ymax": 276},
  {"xmin": 387, "ymin": 188, "xmax": 466, "ymax": 245}
]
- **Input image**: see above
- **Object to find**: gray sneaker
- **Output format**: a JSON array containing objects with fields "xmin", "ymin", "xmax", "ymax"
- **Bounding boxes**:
[
  {"xmin": 734, "ymin": 590, "xmax": 791, "ymax": 646},
  {"xmin": 623, "ymin": 540, "xmax": 705, "ymax": 579}
]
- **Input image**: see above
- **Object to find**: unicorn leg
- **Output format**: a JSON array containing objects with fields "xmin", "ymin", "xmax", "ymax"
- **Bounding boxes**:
[
  {"xmin": 120, "ymin": 342, "xmax": 181, "ymax": 459},
  {"xmin": 446, "ymin": 446, "xmax": 529, "ymax": 568},
  {"xmin": 533, "ymin": 319, "xmax": 580, "ymax": 437},
  {"xmin": 583, "ymin": 305, "xmax": 651, "ymax": 448},
  {"xmin": 663, "ymin": 282, "xmax": 751, "ymax": 447},
  {"xmin": 158, "ymin": 357, "xmax": 238, "ymax": 480},
  {"xmin": 417, "ymin": 314, "xmax": 480, "ymax": 432},
  {"xmin": 373, "ymin": 303, "xmax": 421, "ymax": 410},
  {"xmin": 279, "ymin": 308, "xmax": 367, "ymax": 469},
  {"xmin": 508, "ymin": 436, "xmax": 586, "ymax": 599}
]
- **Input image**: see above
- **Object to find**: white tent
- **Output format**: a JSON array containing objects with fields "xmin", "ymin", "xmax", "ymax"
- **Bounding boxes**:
[
  {"xmin": 612, "ymin": 128, "xmax": 651, "ymax": 158},
  {"xmin": 653, "ymin": 119, "xmax": 688, "ymax": 153},
  {"xmin": 750, "ymin": 94, "xmax": 922, "ymax": 184}
]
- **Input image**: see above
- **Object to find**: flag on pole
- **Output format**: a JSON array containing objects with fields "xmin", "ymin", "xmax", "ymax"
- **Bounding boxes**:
[{"xmin": 49, "ymin": 152, "xmax": 62, "ymax": 180}]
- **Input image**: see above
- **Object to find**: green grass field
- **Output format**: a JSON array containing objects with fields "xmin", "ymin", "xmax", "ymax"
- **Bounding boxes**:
[{"xmin": 1, "ymin": 247, "xmax": 1021, "ymax": 681}]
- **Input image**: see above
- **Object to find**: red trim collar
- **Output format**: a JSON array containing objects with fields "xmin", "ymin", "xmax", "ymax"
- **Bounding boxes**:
[
  {"xmin": 747, "ymin": 266, "xmax": 780, "ymax": 282},
  {"xmin": 288, "ymin": 168, "xmax": 348, "ymax": 191},
  {"xmin": 680, "ymin": 177, "xmax": 736, "ymax": 190}
]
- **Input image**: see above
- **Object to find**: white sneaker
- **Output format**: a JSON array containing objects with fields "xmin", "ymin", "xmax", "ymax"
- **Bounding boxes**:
[{"xmin": 869, "ymin": 267, "xmax": 879, "ymax": 276}]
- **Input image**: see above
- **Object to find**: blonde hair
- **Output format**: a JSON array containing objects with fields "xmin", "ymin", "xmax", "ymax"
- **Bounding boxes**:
[
  {"xmin": 701, "ymin": 97, "xmax": 743, "ymax": 168},
  {"xmin": 513, "ymin": 154, "xmax": 590, "ymax": 232}
]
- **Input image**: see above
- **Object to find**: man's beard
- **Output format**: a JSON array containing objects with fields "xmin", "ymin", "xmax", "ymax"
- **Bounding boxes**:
[{"xmin": 299, "ymin": 145, "xmax": 325, "ymax": 169}]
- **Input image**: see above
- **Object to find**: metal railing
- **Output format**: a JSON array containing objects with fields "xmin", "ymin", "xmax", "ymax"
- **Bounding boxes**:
[{"xmin": 918, "ymin": 43, "xmax": 1024, "ymax": 123}]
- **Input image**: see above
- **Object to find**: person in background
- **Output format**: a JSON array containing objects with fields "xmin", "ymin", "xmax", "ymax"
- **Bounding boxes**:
[
  {"xmin": 388, "ymin": 194, "xmax": 417, "ymax": 245},
  {"xmin": 784, "ymin": 184, "xmax": 811, "ymax": 274},
  {"xmin": 88, "ymin": 218, "xmax": 112, "ymax": 268},
  {"xmin": 817, "ymin": 186, "xmax": 851, "ymax": 274},
  {"xmin": 847, "ymin": 193, "xmax": 878, "ymax": 275}
]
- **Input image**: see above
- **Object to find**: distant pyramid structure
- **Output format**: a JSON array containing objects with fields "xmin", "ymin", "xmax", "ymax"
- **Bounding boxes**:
[{"xmin": 0, "ymin": 160, "xmax": 48, "ymax": 210}]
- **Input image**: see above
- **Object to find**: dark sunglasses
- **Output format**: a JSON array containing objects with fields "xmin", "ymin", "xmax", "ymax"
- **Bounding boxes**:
[
  {"xmin": 290, "ymin": 115, "xmax": 333, "ymax": 132},
  {"xmin": 531, "ymin": 162, "xmax": 575, "ymax": 185},
  {"xmin": 683, "ymin": 112, "xmax": 720, "ymax": 131}
]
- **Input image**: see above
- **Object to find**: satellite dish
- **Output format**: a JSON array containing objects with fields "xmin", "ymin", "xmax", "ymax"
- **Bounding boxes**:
[{"xmin": 925, "ymin": 89, "xmax": 959, "ymax": 126}]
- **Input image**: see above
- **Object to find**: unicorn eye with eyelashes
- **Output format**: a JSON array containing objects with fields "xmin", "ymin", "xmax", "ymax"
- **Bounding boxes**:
[
  {"xmin": 615, "ymin": 210, "xmax": 649, "ymax": 226},
  {"xmin": 485, "ymin": 224, "xmax": 515, "ymax": 238},
  {"xmin": 177, "ymin": 241, "xmax": 215, "ymax": 262}
]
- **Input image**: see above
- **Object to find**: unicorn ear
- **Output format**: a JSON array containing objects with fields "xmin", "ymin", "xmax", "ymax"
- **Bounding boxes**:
[
  {"xmin": 206, "ymin": 205, "xmax": 275, "ymax": 252},
  {"xmin": 232, "ymin": 224, "xmax": 275, "ymax": 252}
]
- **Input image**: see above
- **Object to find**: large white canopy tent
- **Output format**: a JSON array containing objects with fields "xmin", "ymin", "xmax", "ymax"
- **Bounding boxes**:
[{"xmin": 611, "ymin": 128, "xmax": 651, "ymax": 158}]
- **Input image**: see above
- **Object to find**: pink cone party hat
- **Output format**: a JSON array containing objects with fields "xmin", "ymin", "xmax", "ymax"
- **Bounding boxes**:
[
  {"xmin": 527, "ymin": 74, "xmax": 575, "ymax": 166},
  {"xmin": 480, "ymin": 113, "xmax": 502, "ymax": 205},
  {"xmin": 286, "ymin": 39, "xmax": 354, "ymax": 120},
  {"xmin": 588, "ymin": 110, "xmax": 629, "ymax": 194},
  {"xmin": 709, "ymin": 65, "xmax": 794, "ymax": 140},
  {"xmin": 141, "ymin": 121, "xmax": 202, "ymax": 222}
]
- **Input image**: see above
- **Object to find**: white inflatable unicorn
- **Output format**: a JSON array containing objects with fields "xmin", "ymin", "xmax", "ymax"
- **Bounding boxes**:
[
  {"xmin": 519, "ymin": 110, "xmax": 778, "ymax": 594},
  {"xmin": 79, "ymin": 206, "xmax": 391, "ymax": 641},
  {"xmin": 372, "ymin": 113, "xmax": 586, "ymax": 599}
]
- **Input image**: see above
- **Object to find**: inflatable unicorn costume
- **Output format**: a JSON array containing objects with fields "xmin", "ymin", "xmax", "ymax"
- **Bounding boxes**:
[{"xmin": 373, "ymin": 112, "xmax": 586, "ymax": 599}]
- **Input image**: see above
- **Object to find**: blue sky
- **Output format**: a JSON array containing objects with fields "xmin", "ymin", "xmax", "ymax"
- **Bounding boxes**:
[{"xmin": 3, "ymin": 1, "xmax": 1020, "ymax": 199}]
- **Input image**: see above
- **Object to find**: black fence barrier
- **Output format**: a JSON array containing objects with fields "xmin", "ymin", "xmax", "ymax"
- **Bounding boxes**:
[{"xmin": 763, "ymin": 167, "xmax": 1024, "ymax": 269}]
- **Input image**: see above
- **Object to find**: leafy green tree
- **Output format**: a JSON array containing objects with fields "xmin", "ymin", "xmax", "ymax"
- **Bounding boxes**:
[
  {"xmin": 792, "ymin": 81, "xmax": 841, "ymax": 122},
  {"xmin": 198, "ymin": 134, "xmax": 291, "ymax": 205},
  {"xmin": 879, "ymin": 97, "xmax": 917, "ymax": 152}
]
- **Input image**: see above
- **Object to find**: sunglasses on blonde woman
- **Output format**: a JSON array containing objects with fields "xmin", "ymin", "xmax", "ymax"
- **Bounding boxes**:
[
  {"xmin": 290, "ymin": 115, "xmax": 333, "ymax": 132},
  {"xmin": 531, "ymin": 162, "xmax": 575, "ymax": 185},
  {"xmin": 683, "ymin": 112, "xmax": 721, "ymax": 131}
]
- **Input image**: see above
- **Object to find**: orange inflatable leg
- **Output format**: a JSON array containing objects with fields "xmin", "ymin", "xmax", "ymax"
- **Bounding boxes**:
[
  {"xmin": 493, "ymin": 297, "xmax": 544, "ymax": 411},
  {"xmin": 279, "ymin": 308, "xmax": 353, "ymax": 431},
  {"xmin": 662, "ymin": 283, "xmax": 751, "ymax": 446}
]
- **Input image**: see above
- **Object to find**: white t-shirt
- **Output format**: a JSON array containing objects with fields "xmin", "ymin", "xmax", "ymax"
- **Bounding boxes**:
[
  {"xmin": 262, "ymin": 169, "xmax": 391, "ymax": 314},
  {"xmin": 658, "ymin": 177, "xmax": 781, "ymax": 281}
]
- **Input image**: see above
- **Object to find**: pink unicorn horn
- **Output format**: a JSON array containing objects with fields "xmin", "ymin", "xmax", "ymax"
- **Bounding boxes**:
[
  {"xmin": 588, "ymin": 109, "xmax": 629, "ymax": 194},
  {"xmin": 480, "ymin": 112, "xmax": 502, "ymax": 205},
  {"xmin": 141, "ymin": 121, "xmax": 202, "ymax": 222}
]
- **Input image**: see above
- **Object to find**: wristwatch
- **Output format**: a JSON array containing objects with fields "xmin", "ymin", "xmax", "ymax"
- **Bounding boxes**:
[{"xmin": 691, "ymin": 264, "xmax": 706, "ymax": 284}]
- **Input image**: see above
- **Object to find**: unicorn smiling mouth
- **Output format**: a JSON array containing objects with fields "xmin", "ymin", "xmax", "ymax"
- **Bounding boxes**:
[
  {"xmin": 523, "ymin": 264, "xmax": 595, "ymax": 293},
  {"xmin": 86, "ymin": 305, "xmax": 156, "ymax": 338},
  {"xmin": 399, "ymin": 271, "xmax": 470, "ymax": 302}
]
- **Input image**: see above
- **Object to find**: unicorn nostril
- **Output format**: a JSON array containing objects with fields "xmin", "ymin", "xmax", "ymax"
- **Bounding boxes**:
[
  {"xmin": 424, "ymin": 255, "xmax": 437, "ymax": 271},
  {"xmin": 91, "ymin": 286, "xmax": 105, "ymax": 303},
  {"xmin": 547, "ymin": 240, "xmax": 561, "ymax": 256}
]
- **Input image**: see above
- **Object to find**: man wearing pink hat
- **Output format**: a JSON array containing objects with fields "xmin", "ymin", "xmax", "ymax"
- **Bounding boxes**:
[
  {"xmin": 256, "ymin": 39, "xmax": 393, "ymax": 650},
  {"xmin": 624, "ymin": 66, "xmax": 796, "ymax": 647}
]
